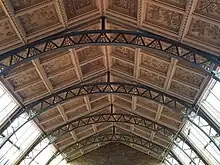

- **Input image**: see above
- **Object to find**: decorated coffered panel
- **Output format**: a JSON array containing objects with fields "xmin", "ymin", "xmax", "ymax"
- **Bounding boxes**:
[
  {"xmin": 9, "ymin": 0, "xmax": 49, "ymax": 12},
  {"xmin": 37, "ymin": 107, "xmax": 60, "ymax": 124},
  {"xmin": 136, "ymin": 97, "xmax": 159, "ymax": 112},
  {"xmin": 7, "ymin": 65, "xmax": 40, "ymax": 90},
  {"xmin": 153, "ymin": 136, "xmax": 170, "ymax": 147},
  {"xmin": 4, "ymin": 62, "xmax": 51, "ymax": 102},
  {"xmin": 49, "ymin": 68, "xmax": 78, "ymax": 90},
  {"xmin": 56, "ymin": 137, "xmax": 75, "ymax": 149},
  {"xmin": 135, "ymin": 106, "xmax": 157, "ymax": 120},
  {"xmin": 77, "ymin": 128, "xmax": 94, "ymax": 140},
  {"xmin": 64, "ymin": 104, "xmax": 87, "ymax": 115},
  {"xmin": 41, "ymin": 115, "xmax": 64, "ymax": 130},
  {"xmin": 173, "ymin": 66, "xmax": 206, "ymax": 88},
  {"xmin": 77, "ymin": 46, "xmax": 103, "ymax": 64},
  {"xmin": 140, "ymin": 52, "xmax": 170, "ymax": 75},
  {"xmin": 138, "ymin": 69, "xmax": 166, "ymax": 89},
  {"xmin": 63, "ymin": 0, "xmax": 97, "ymax": 20},
  {"xmin": 111, "ymin": 46, "xmax": 135, "ymax": 64},
  {"xmin": 116, "ymin": 94, "xmax": 132, "ymax": 102},
  {"xmin": 114, "ymin": 106, "xmax": 130, "ymax": 114},
  {"xmin": 133, "ymin": 126, "xmax": 151, "ymax": 140},
  {"xmin": 90, "ymin": 96, "xmax": 110, "ymax": 110},
  {"xmin": 40, "ymin": 51, "xmax": 75, "ymax": 77},
  {"xmin": 88, "ymin": 93, "xmax": 106, "ymax": 102},
  {"xmin": 111, "ymin": 58, "xmax": 134, "ymax": 77},
  {"xmin": 81, "ymin": 57, "xmax": 106, "ymax": 77},
  {"xmin": 154, "ymin": 132, "xmax": 170, "ymax": 144},
  {"xmin": 114, "ymin": 96, "xmax": 132, "ymax": 110},
  {"xmin": 108, "ymin": 0, "xmax": 138, "ymax": 18},
  {"xmin": 54, "ymin": 132, "xmax": 72, "ymax": 145},
  {"xmin": 18, "ymin": 82, "xmax": 48, "ymax": 103},
  {"xmin": 66, "ymin": 106, "xmax": 89, "ymax": 120},
  {"xmin": 161, "ymin": 108, "xmax": 183, "ymax": 122},
  {"xmin": 159, "ymin": 115, "xmax": 181, "ymax": 130},
  {"xmin": 168, "ymin": 81, "xmax": 198, "ymax": 101},
  {"xmin": 195, "ymin": 0, "xmax": 220, "ymax": 21},
  {"xmin": 18, "ymin": 4, "xmax": 61, "ymax": 35},
  {"xmin": 0, "ymin": 20, "xmax": 20, "ymax": 47},
  {"xmin": 74, "ymin": 125, "xmax": 93, "ymax": 135},
  {"xmin": 0, "ymin": 5, "xmax": 6, "ymax": 18},
  {"xmin": 187, "ymin": 18, "xmax": 220, "ymax": 48},
  {"xmin": 115, "ymin": 123, "xmax": 132, "ymax": 132},
  {"xmin": 144, "ymin": 3, "xmax": 184, "ymax": 33},
  {"xmin": 155, "ymin": 0, "xmax": 187, "ymax": 9},
  {"xmin": 95, "ymin": 106, "xmax": 111, "ymax": 114},
  {"xmin": 61, "ymin": 98, "xmax": 86, "ymax": 112}
]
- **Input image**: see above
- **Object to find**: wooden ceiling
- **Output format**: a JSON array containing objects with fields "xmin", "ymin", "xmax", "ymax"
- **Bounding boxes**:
[{"xmin": 0, "ymin": 0, "xmax": 218, "ymax": 162}]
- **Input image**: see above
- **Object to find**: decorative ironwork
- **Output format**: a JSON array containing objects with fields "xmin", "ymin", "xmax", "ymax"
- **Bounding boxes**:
[
  {"xmin": 193, "ymin": 106, "xmax": 220, "ymax": 135},
  {"xmin": 26, "ymin": 81, "xmax": 189, "ymax": 118},
  {"xmin": 48, "ymin": 113, "xmax": 176, "ymax": 138},
  {"xmin": 164, "ymin": 152, "xmax": 183, "ymax": 165},
  {"xmin": 197, "ymin": 0, "xmax": 220, "ymax": 12},
  {"xmin": 0, "ymin": 81, "xmax": 190, "ymax": 149},
  {"xmin": 0, "ymin": 16, "xmax": 219, "ymax": 165},
  {"xmin": 0, "ymin": 29, "xmax": 219, "ymax": 80},
  {"xmin": 188, "ymin": 116, "xmax": 220, "ymax": 152},
  {"xmin": 46, "ymin": 126, "xmax": 165, "ymax": 164},
  {"xmin": 173, "ymin": 135, "xmax": 208, "ymax": 165},
  {"xmin": 17, "ymin": 113, "xmax": 176, "ymax": 164},
  {"xmin": 14, "ymin": 134, "xmax": 45, "ymax": 165}
]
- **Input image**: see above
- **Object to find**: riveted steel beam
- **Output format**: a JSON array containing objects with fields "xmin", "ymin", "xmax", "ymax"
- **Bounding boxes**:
[
  {"xmin": 18, "ymin": 112, "xmax": 177, "ymax": 164},
  {"xmin": 174, "ymin": 135, "xmax": 209, "ymax": 165},
  {"xmin": 0, "ymin": 80, "xmax": 190, "ymax": 149},
  {"xmin": 47, "ymin": 126, "xmax": 165, "ymax": 164},
  {"xmin": 46, "ymin": 126, "xmax": 165, "ymax": 164},
  {"xmin": 0, "ymin": 29, "xmax": 219, "ymax": 80}
]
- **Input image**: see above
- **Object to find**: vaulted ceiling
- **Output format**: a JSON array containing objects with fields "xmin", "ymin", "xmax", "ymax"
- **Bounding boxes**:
[{"xmin": 0, "ymin": 0, "xmax": 219, "ymax": 163}]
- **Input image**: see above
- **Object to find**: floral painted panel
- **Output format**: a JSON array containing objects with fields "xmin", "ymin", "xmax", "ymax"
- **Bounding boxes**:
[
  {"xmin": 109, "ymin": 0, "xmax": 138, "ymax": 18},
  {"xmin": 188, "ymin": 18, "xmax": 220, "ymax": 47},
  {"xmin": 195, "ymin": 0, "xmax": 220, "ymax": 20},
  {"xmin": 18, "ymin": 5, "xmax": 60, "ymax": 34},
  {"xmin": 0, "ymin": 20, "xmax": 18, "ymax": 45},
  {"xmin": 63, "ymin": 0, "xmax": 96, "ymax": 20},
  {"xmin": 169, "ymin": 81, "xmax": 198, "ymax": 99},
  {"xmin": 10, "ymin": 0, "xmax": 47, "ymax": 12},
  {"xmin": 146, "ymin": 4, "xmax": 183, "ymax": 32},
  {"xmin": 155, "ymin": 0, "xmax": 187, "ymax": 8}
]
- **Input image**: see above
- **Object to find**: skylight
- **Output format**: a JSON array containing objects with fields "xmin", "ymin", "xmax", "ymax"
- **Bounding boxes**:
[{"xmin": 0, "ymin": 83, "xmax": 17, "ymax": 125}]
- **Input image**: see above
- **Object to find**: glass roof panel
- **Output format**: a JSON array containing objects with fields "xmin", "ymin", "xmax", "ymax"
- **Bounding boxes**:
[
  {"xmin": 183, "ymin": 121, "xmax": 220, "ymax": 165},
  {"xmin": 0, "ymin": 83, "xmax": 18, "ymax": 125},
  {"xmin": 201, "ymin": 80, "xmax": 220, "ymax": 126}
]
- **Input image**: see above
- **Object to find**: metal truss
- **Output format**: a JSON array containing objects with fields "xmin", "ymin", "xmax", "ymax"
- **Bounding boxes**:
[
  {"xmin": 0, "ymin": 86, "xmax": 217, "ymax": 165},
  {"xmin": 188, "ymin": 116, "xmax": 220, "ymax": 152},
  {"xmin": 17, "ymin": 137, "xmax": 52, "ymax": 165},
  {"xmin": 0, "ymin": 17, "xmax": 219, "ymax": 165},
  {"xmin": 173, "ymin": 135, "xmax": 208, "ymax": 165},
  {"xmin": 193, "ymin": 106, "xmax": 220, "ymax": 135},
  {"xmin": 65, "ymin": 133, "xmax": 163, "ymax": 162},
  {"xmin": 0, "ymin": 81, "xmax": 190, "ymax": 149},
  {"xmin": 0, "ymin": 18, "xmax": 220, "ymax": 80},
  {"xmin": 26, "ymin": 81, "xmax": 189, "ymax": 118},
  {"xmin": 164, "ymin": 151, "xmax": 183, "ymax": 165},
  {"xmin": 46, "ymin": 126, "xmax": 165, "ymax": 164},
  {"xmin": 183, "ymin": 136, "xmax": 209, "ymax": 165},
  {"xmin": 17, "ymin": 112, "xmax": 176, "ymax": 164},
  {"xmin": 45, "ymin": 112, "xmax": 176, "ymax": 138},
  {"xmin": 14, "ymin": 134, "xmax": 45, "ymax": 165}
]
